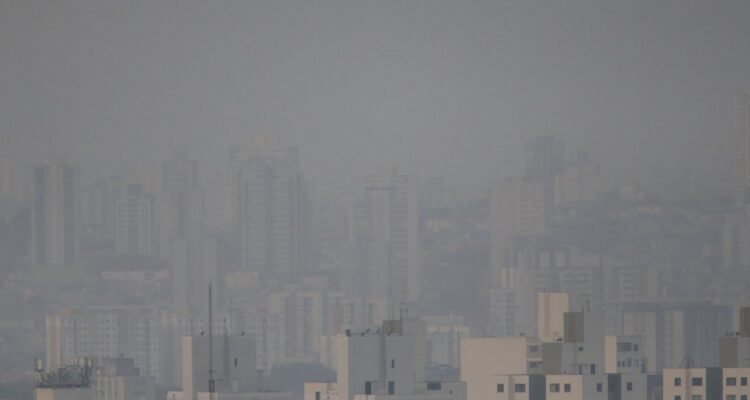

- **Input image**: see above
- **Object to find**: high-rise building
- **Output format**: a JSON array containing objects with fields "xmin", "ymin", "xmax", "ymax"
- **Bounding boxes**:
[
  {"xmin": 488, "ymin": 178, "xmax": 547, "ymax": 336},
  {"xmin": 158, "ymin": 152, "xmax": 199, "ymax": 259},
  {"xmin": 554, "ymin": 151, "xmax": 603, "ymax": 208},
  {"xmin": 31, "ymin": 161, "xmax": 80, "ymax": 271},
  {"xmin": 114, "ymin": 184, "xmax": 156, "ymax": 256},
  {"xmin": 348, "ymin": 169, "xmax": 420, "ymax": 305},
  {"xmin": 80, "ymin": 176, "xmax": 126, "ymax": 246},
  {"xmin": 269, "ymin": 289, "xmax": 324, "ymax": 364},
  {"xmin": 737, "ymin": 93, "xmax": 750, "ymax": 201},
  {"xmin": 234, "ymin": 143, "xmax": 310, "ymax": 277},
  {"xmin": 490, "ymin": 178, "xmax": 547, "ymax": 274},
  {"xmin": 525, "ymin": 136, "xmax": 564, "ymax": 210}
]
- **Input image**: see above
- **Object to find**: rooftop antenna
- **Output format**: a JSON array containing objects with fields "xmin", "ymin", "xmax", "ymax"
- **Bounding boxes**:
[
  {"xmin": 388, "ymin": 286, "xmax": 393, "ymax": 321},
  {"xmin": 208, "ymin": 284, "xmax": 215, "ymax": 395}
]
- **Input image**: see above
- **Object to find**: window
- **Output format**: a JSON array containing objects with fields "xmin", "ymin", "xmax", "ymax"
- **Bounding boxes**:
[
  {"xmin": 365, "ymin": 382, "xmax": 372, "ymax": 395},
  {"xmin": 741, "ymin": 396, "xmax": 747, "ymax": 400},
  {"xmin": 550, "ymin": 384, "xmax": 560, "ymax": 393},
  {"xmin": 675, "ymin": 378, "xmax": 682, "ymax": 386},
  {"xmin": 497, "ymin": 384, "xmax": 504, "ymax": 393},
  {"xmin": 529, "ymin": 345, "xmax": 539, "ymax": 353},
  {"xmin": 728, "ymin": 377, "xmax": 737, "ymax": 386},
  {"xmin": 674, "ymin": 396, "xmax": 681, "ymax": 400},
  {"xmin": 315, "ymin": 392, "xmax": 321, "ymax": 400},
  {"xmin": 564, "ymin": 383, "xmax": 571, "ymax": 393},
  {"xmin": 234, "ymin": 357, "xmax": 238, "ymax": 368},
  {"xmin": 692, "ymin": 378, "xmax": 703, "ymax": 387},
  {"xmin": 590, "ymin": 364, "xmax": 596, "ymax": 375},
  {"xmin": 426, "ymin": 382, "xmax": 441, "ymax": 391},
  {"xmin": 691, "ymin": 396, "xmax": 702, "ymax": 400},
  {"xmin": 742, "ymin": 377, "xmax": 748, "ymax": 386},
  {"xmin": 514, "ymin": 384, "xmax": 526, "ymax": 393},
  {"xmin": 727, "ymin": 395, "xmax": 737, "ymax": 400},
  {"xmin": 627, "ymin": 382, "xmax": 633, "ymax": 391},
  {"xmin": 634, "ymin": 344, "xmax": 639, "ymax": 351},
  {"xmin": 388, "ymin": 381, "xmax": 394, "ymax": 395},
  {"xmin": 596, "ymin": 383, "xmax": 603, "ymax": 392},
  {"xmin": 391, "ymin": 359, "xmax": 395, "ymax": 369}
]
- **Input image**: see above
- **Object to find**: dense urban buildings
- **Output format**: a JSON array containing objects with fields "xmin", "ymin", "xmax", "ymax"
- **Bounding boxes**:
[{"xmin": 1, "ymin": 1, "xmax": 749, "ymax": 399}]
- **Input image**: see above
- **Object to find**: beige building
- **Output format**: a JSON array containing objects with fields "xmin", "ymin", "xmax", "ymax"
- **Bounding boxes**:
[
  {"xmin": 538, "ymin": 293, "xmax": 580, "ymax": 344},
  {"xmin": 460, "ymin": 337, "xmax": 543, "ymax": 400},
  {"xmin": 663, "ymin": 368, "xmax": 723, "ymax": 400},
  {"xmin": 35, "ymin": 388, "xmax": 93, "ymax": 400},
  {"xmin": 544, "ymin": 374, "xmax": 606, "ymax": 400},
  {"xmin": 722, "ymin": 368, "xmax": 750, "ymax": 400}
]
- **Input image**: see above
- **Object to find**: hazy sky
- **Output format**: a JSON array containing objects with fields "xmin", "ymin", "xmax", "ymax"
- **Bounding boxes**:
[{"xmin": 1, "ymin": 0, "xmax": 749, "ymax": 195}]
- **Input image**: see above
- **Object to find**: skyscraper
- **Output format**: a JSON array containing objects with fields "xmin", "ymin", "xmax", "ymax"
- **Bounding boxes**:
[
  {"xmin": 525, "ymin": 136, "xmax": 564, "ymax": 211},
  {"xmin": 234, "ymin": 142, "xmax": 310, "ymax": 277},
  {"xmin": 347, "ymin": 169, "xmax": 419, "ymax": 305},
  {"xmin": 489, "ymin": 177, "xmax": 547, "ymax": 336},
  {"xmin": 158, "ymin": 152, "xmax": 199, "ymax": 259},
  {"xmin": 737, "ymin": 93, "xmax": 750, "ymax": 201},
  {"xmin": 490, "ymin": 177, "xmax": 547, "ymax": 275},
  {"xmin": 31, "ymin": 161, "xmax": 79, "ymax": 271},
  {"xmin": 114, "ymin": 184, "xmax": 156, "ymax": 256}
]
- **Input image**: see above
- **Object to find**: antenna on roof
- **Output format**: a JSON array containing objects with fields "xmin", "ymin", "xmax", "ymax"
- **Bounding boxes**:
[{"xmin": 208, "ymin": 284, "xmax": 215, "ymax": 394}]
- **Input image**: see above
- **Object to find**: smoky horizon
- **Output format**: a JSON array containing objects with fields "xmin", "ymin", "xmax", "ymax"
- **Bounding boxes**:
[{"xmin": 1, "ymin": 1, "xmax": 750, "ymax": 400}]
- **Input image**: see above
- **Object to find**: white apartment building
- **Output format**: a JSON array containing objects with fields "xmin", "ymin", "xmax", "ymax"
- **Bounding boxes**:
[
  {"xmin": 306, "ymin": 320, "xmax": 463, "ymax": 400},
  {"xmin": 46, "ymin": 308, "xmax": 234, "ymax": 388}
]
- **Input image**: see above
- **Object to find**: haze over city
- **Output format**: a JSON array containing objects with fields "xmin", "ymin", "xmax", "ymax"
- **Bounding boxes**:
[{"xmin": 1, "ymin": 1, "xmax": 750, "ymax": 400}]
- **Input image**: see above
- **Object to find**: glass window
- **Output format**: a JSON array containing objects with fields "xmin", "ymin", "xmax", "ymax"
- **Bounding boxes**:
[
  {"xmin": 692, "ymin": 378, "xmax": 703, "ymax": 387},
  {"xmin": 514, "ymin": 384, "xmax": 526, "ymax": 393},
  {"xmin": 564, "ymin": 383, "xmax": 571, "ymax": 393},
  {"xmin": 727, "ymin": 395, "xmax": 737, "ymax": 400},
  {"xmin": 596, "ymin": 383, "xmax": 603, "ymax": 392},
  {"xmin": 728, "ymin": 377, "xmax": 737, "ymax": 386},
  {"xmin": 691, "ymin": 396, "xmax": 702, "ymax": 400},
  {"xmin": 675, "ymin": 378, "xmax": 682, "ymax": 386},
  {"xmin": 627, "ymin": 382, "xmax": 633, "ymax": 391},
  {"xmin": 550, "ymin": 384, "xmax": 560, "ymax": 393},
  {"xmin": 742, "ymin": 377, "xmax": 748, "ymax": 386},
  {"xmin": 497, "ymin": 384, "xmax": 504, "ymax": 393}
]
